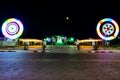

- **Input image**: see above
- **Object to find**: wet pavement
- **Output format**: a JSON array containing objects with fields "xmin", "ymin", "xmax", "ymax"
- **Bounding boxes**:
[{"xmin": 0, "ymin": 46, "xmax": 120, "ymax": 80}]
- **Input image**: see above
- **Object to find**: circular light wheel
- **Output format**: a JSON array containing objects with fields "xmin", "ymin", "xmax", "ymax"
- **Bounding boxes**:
[
  {"xmin": 2, "ymin": 18, "xmax": 24, "ymax": 39},
  {"xmin": 96, "ymin": 18, "xmax": 119, "ymax": 40}
]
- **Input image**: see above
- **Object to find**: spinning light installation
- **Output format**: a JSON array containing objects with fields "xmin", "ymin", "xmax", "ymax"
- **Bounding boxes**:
[
  {"xmin": 96, "ymin": 18, "xmax": 119, "ymax": 40},
  {"xmin": 2, "ymin": 18, "xmax": 24, "ymax": 39}
]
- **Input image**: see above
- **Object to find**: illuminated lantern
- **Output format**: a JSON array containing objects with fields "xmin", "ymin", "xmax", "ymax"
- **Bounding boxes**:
[{"xmin": 2, "ymin": 18, "xmax": 24, "ymax": 39}]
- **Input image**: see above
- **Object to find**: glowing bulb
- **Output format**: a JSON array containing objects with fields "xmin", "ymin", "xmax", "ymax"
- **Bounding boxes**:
[{"xmin": 66, "ymin": 17, "xmax": 69, "ymax": 20}]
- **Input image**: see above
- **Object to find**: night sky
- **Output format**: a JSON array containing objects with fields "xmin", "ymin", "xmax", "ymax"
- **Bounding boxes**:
[{"xmin": 0, "ymin": 0, "xmax": 120, "ymax": 39}]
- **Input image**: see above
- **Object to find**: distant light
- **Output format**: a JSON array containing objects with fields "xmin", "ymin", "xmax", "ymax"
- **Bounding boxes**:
[{"xmin": 66, "ymin": 17, "xmax": 69, "ymax": 20}]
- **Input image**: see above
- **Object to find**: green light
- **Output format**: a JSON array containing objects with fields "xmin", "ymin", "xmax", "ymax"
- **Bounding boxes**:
[
  {"xmin": 56, "ymin": 36, "xmax": 62, "ymax": 44},
  {"xmin": 46, "ymin": 37, "xmax": 51, "ymax": 42},
  {"xmin": 69, "ymin": 37, "xmax": 74, "ymax": 42}
]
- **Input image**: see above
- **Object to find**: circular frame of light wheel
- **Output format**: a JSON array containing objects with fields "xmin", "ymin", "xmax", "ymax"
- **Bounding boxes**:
[
  {"xmin": 2, "ymin": 18, "xmax": 24, "ymax": 39},
  {"xmin": 96, "ymin": 18, "xmax": 119, "ymax": 40}
]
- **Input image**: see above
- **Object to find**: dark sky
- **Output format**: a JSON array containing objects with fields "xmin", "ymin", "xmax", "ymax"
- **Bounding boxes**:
[{"xmin": 0, "ymin": 0, "xmax": 120, "ymax": 39}]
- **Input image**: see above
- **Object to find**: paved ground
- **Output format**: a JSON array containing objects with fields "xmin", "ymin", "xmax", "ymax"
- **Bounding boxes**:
[{"xmin": 0, "ymin": 46, "xmax": 120, "ymax": 80}]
